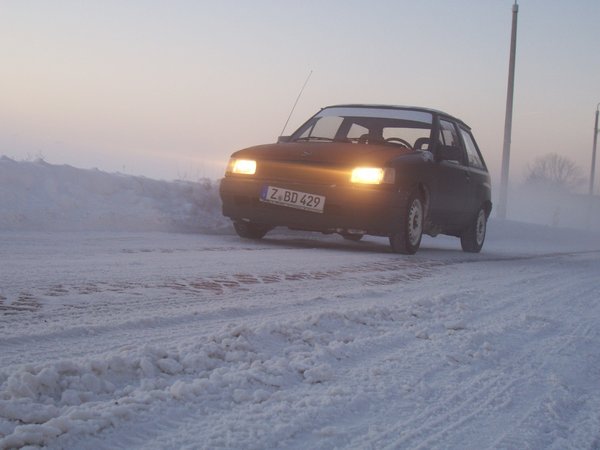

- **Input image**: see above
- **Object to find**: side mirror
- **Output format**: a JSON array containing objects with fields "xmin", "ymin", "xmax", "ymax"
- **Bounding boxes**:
[{"xmin": 277, "ymin": 135, "xmax": 292, "ymax": 143}]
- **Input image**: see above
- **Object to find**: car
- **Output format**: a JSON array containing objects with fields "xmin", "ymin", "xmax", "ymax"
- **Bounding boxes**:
[{"xmin": 219, "ymin": 104, "xmax": 492, "ymax": 254}]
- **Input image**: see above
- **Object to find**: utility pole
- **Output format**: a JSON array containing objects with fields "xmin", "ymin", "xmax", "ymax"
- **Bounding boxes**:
[
  {"xmin": 588, "ymin": 104, "xmax": 599, "ymax": 229},
  {"xmin": 589, "ymin": 104, "xmax": 599, "ymax": 197},
  {"xmin": 498, "ymin": 1, "xmax": 519, "ymax": 220}
]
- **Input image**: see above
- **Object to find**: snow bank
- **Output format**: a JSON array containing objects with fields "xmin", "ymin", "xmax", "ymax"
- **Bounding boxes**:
[{"xmin": 0, "ymin": 156, "xmax": 228, "ymax": 232}]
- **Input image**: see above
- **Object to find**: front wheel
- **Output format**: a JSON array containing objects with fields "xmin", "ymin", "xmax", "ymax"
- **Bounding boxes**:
[
  {"xmin": 233, "ymin": 221, "xmax": 270, "ymax": 240},
  {"xmin": 460, "ymin": 207, "xmax": 487, "ymax": 253},
  {"xmin": 389, "ymin": 191, "xmax": 424, "ymax": 255}
]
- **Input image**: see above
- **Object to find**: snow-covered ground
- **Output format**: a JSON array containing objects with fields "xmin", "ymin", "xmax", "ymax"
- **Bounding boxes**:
[{"xmin": 1, "ymin": 158, "xmax": 600, "ymax": 449}]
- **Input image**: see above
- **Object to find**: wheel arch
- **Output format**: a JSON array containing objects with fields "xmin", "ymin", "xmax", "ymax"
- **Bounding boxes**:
[
  {"xmin": 482, "ymin": 200, "xmax": 492, "ymax": 218},
  {"xmin": 416, "ymin": 182, "xmax": 431, "ymax": 219}
]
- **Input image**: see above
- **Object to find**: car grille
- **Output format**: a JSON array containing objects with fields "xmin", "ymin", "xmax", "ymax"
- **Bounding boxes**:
[{"xmin": 256, "ymin": 160, "xmax": 350, "ymax": 186}]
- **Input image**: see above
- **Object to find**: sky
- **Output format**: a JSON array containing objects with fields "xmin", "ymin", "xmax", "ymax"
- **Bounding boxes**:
[{"xmin": 1, "ymin": 0, "xmax": 599, "ymax": 196}]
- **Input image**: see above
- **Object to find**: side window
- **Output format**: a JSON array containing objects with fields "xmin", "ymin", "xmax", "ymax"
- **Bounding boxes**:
[
  {"xmin": 439, "ymin": 120, "xmax": 460, "ymax": 147},
  {"xmin": 299, "ymin": 116, "xmax": 343, "ymax": 140},
  {"xmin": 459, "ymin": 128, "xmax": 486, "ymax": 170},
  {"xmin": 438, "ymin": 119, "xmax": 465, "ymax": 164},
  {"xmin": 383, "ymin": 127, "xmax": 430, "ymax": 148}
]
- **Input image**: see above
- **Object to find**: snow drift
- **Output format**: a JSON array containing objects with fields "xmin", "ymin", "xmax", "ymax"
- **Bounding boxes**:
[{"xmin": 0, "ymin": 156, "xmax": 228, "ymax": 233}]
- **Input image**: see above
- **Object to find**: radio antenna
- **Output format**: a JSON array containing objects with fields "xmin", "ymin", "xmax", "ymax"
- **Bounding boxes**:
[{"xmin": 280, "ymin": 70, "xmax": 313, "ymax": 136}]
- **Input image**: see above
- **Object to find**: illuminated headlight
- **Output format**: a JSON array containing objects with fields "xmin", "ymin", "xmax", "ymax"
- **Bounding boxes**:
[
  {"xmin": 228, "ymin": 158, "xmax": 257, "ymax": 175},
  {"xmin": 350, "ymin": 167, "xmax": 395, "ymax": 184}
]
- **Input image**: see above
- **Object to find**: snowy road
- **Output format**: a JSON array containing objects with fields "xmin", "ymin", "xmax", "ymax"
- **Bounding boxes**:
[{"xmin": 1, "ymin": 224, "xmax": 600, "ymax": 449}]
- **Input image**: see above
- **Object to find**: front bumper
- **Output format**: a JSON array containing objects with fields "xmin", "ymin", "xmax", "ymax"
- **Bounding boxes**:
[{"xmin": 219, "ymin": 176, "xmax": 404, "ymax": 236}]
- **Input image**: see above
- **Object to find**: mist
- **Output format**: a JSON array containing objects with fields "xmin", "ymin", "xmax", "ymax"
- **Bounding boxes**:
[
  {"xmin": 507, "ymin": 184, "xmax": 600, "ymax": 231},
  {"xmin": 1, "ymin": 156, "xmax": 598, "ymax": 237}
]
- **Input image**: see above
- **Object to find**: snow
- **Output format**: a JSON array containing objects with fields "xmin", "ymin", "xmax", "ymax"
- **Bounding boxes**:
[
  {"xmin": 1, "ymin": 157, "xmax": 600, "ymax": 449},
  {"xmin": 0, "ymin": 156, "xmax": 228, "ymax": 232}
]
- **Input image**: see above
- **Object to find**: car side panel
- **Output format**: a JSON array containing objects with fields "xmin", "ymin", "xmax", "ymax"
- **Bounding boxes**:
[
  {"xmin": 467, "ymin": 166, "xmax": 492, "ymax": 215},
  {"xmin": 427, "ymin": 161, "xmax": 472, "ymax": 230}
]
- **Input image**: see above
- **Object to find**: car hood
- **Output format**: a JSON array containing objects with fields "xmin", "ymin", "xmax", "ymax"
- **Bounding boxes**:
[{"xmin": 232, "ymin": 142, "xmax": 413, "ymax": 167}]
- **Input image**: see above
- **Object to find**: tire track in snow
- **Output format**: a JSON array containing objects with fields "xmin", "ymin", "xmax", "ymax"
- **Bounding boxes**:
[
  {"xmin": 1, "ymin": 249, "xmax": 597, "ymax": 367},
  {"xmin": 0, "ymin": 256, "xmax": 444, "ymax": 368},
  {"xmin": 0, "ymin": 257, "xmax": 444, "ymax": 324},
  {"xmin": 3, "ymin": 248, "xmax": 597, "ymax": 319},
  {"xmin": 489, "ymin": 321, "xmax": 600, "ymax": 450},
  {"xmin": 0, "ymin": 292, "xmax": 41, "ymax": 314},
  {"xmin": 352, "ymin": 255, "xmax": 600, "ymax": 449}
]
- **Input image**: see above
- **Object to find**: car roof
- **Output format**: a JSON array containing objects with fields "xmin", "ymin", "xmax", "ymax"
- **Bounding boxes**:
[{"xmin": 323, "ymin": 104, "xmax": 471, "ymax": 130}]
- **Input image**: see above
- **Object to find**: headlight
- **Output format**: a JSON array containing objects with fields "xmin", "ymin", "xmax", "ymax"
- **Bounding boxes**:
[
  {"xmin": 228, "ymin": 158, "xmax": 257, "ymax": 175},
  {"xmin": 350, "ymin": 167, "xmax": 395, "ymax": 184}
]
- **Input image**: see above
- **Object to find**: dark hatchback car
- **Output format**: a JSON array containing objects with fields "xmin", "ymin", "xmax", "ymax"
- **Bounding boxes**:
[{"xmin": 219, "ymin": 105, "xmax": 491, "ymax": 254}]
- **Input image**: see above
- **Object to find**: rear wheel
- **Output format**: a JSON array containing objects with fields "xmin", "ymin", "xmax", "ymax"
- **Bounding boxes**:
[
  {"xmin": 460, "ymin": 207, "xmax": 487, "ymax": 253},
  {"xmin": 233, "ymin": 221, "xmax": 270, "ymax": 240},
  {"xmin": 389, "ymin": 191, "xmax": 424, "ymax": 255}
]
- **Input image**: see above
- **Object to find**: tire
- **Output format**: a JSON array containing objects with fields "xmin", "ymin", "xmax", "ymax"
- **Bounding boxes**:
[
  {"xmin": 389, "ymin": 190, "xmax": 424, "ymax": 255},
  {"xmin": 461, "ymin": 207, "xmax": 487, "ymax": 253},
  {"xmin": 233, "ymin": 221, "xmax": 270, "ymax": 240},
  {"xmin": 341, "ymin": 233, "xmax": 363, "ymax": 242}
]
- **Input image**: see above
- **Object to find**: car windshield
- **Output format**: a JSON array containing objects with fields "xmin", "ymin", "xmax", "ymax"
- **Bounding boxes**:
[{"xmin": 290, "ymin": 107, "xmax": 434, "ymax": 150}]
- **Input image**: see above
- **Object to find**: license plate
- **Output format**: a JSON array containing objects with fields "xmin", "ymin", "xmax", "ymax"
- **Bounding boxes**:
[{"xmin": 260, "ymin": 186, "xmax": 325, "ymax": 213}]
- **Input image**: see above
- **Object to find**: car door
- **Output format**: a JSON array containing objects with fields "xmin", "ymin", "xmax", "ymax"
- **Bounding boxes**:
[{"xmin": 429, "ymin": 118, "xmax": 471, "ymax": 229}]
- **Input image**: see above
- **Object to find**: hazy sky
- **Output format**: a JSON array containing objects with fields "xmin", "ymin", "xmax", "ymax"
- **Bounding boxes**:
[{"xmin": 1, "ymin": 0, "xmax": 599, "ymax": 194}]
